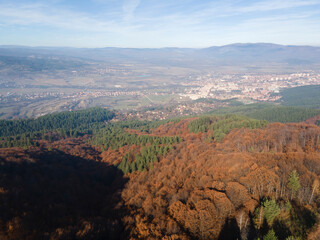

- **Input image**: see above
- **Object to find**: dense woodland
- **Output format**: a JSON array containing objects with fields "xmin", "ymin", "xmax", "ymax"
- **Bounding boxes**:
[
  {"xmin": 0, "ymin": 107, "xmax": 114, "ymax": 148},
  {"xmin": 1, "ymin": 108, "xmax": 320, "ymax": 239},
  {"xmin": 279, "ymin": 85, "xmax": 320, "ymax": 109},
  {"xmin": 0, "ymin": 107, "xmax": 114, "ymax": 136},
  {"xmin": 212, "ymin": 103, "xmax": 320, "ymax": 123}
]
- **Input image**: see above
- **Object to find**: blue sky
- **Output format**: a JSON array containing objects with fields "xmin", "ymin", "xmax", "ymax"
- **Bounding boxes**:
[{"xmin": 0, "ymin": 0, "xmax": 320, "ymax": 48}]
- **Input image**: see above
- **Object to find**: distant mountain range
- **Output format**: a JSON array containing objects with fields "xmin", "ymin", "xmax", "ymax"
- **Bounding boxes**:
[{"xmin": 1, "ymin": 43, "xmax": 320, "ymax": 67}]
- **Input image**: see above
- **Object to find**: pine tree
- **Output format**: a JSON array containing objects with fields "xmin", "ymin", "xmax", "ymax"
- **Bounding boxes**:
[
  {"xmin": 285, "ymin": 237, "xmax": 301, "ymax": 240},
  {"xmin": 288, "ymin": 170, "xmax": 301, "ymax": 199},
  {"xmin": 263, "ymin": 229, "xmax": 278, "ymax": 240},
  {"xmin": 262, "ymin": 199, "xmax": 280, "ymax": 225}
]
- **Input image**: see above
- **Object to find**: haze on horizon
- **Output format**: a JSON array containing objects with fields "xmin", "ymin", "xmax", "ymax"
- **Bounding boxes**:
[{"xmin": 0, "ymin": 0, "xmax": 320, "ymax": 48}]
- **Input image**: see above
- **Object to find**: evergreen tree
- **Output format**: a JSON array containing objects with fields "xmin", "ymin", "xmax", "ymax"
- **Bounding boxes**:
[
  {"xmin": 262, "ymin": 199, "xmax": 280, "ymax": 225},
  {"xmin": 288, "ymin": 170, "xmax": 301, "ymax": 199},
  {"xmin": 263, "ymin": 229, "xmax": 278, "ymax": 240},
  {"xmin": 285, "ymin": 236, "xmax": 301, "ymax": 240}
]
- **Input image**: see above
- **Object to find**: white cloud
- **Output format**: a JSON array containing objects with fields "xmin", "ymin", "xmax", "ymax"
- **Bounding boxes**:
[
  {"xmin": 0, "ymin": 3, "xmax": 130, "ymax": 33},
  {"xmin": 0, "ymin": 0, "xmax": 319, "ymax": 47},
  {"xmin": 122, "ymin": 0, "xmax": 141, "ymax": 20},
  {"xmin": 238, "ymin": 0, "xmax": 319, "ymax": 13}
]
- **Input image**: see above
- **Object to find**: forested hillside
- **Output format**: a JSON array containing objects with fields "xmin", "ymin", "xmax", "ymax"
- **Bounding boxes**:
[
  {"xmin": 212, "ymin": 103, "xmax": 320, "ymax": 123},
  {"xmin": 120, "ymin": 119, "xmax": 320, "ymax": 240},
  {"xmin": 0, "ymin": 107, "xmax": 114, "ymax": 148},
  {"xmin": 1, "ymin": 110, "xmax": 320, "ymax": 240},
  {"xmin": 0, "ymin": 143, "xmax": 126, "ymax": 240},
  {"xmin": 279, "ymin": 85, "xmax": 320, "ymax": 109}
]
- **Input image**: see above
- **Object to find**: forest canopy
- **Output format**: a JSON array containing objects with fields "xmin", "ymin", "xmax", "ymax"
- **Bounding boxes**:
[
  {"xmin": 212, "ymin": 104, "xmax": 320, "ymax": 123},
  {"xmin": 1, "ymin": 107, "xmax": 320, "ymax": 240},
  {"xmin": 279, "ymin": 85, "xmax": 320, "ymax": 108},
  {"xmin": 0, "ymin": 107, "xmax": 115, "ymax": 137}
]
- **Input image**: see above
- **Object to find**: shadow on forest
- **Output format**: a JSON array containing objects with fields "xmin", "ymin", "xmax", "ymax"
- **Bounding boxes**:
[
  {"xmin": 217, "ymin": 204, "xmax": 317, "ymax": 240},
  {"xmin": 218, "ymin": 215, "xmax": 258, "ymax": 240},
  {"xmin": 0, "ymin": 149, "xmax": 128, "ymax": 240},
  {"xmin": 218, "ymin": 217, "xmax": 241, "ymax": 240}
]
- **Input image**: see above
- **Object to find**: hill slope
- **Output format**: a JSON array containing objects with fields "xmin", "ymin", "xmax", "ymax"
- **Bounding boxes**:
[{"xmin": 1, "ymin": 112, "xmax": 320, "ymax": 239}]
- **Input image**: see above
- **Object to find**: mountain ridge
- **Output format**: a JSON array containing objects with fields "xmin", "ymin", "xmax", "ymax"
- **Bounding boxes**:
[
  {"xmin": 1, "ymin": 42, "xmax": 320, "ymax": 67},
  {"xmin": 1, "ymin": 42, "xmax": 319, "ymax": 49}
]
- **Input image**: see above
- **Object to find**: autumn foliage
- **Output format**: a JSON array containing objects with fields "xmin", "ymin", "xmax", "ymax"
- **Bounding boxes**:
[
  {"xmin": 121, "ymin": 120, "xmax": 320, "ymax": 239},
  {"xmin": 1, "ymin": 115, "xmax": 320, "ymax": 239}
]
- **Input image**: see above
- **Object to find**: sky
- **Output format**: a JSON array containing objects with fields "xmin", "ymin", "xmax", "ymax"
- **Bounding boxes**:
[{"xmin": 0, "ymin": 0, "xmax": 320, "ymax": 48}]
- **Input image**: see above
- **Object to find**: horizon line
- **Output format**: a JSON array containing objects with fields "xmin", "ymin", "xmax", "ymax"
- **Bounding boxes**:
[{"xmin": 1, "ymin": 42, "xmax": 320, "ymax": 49}]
